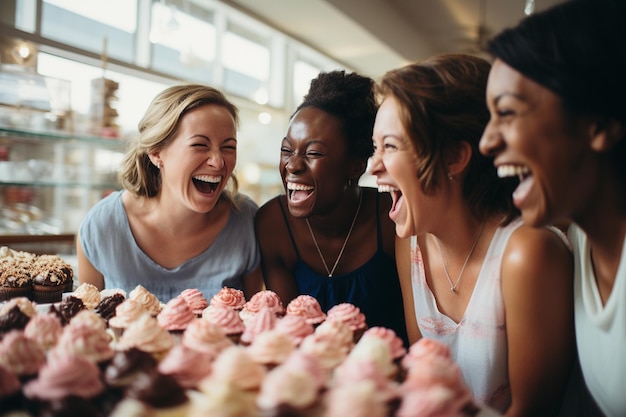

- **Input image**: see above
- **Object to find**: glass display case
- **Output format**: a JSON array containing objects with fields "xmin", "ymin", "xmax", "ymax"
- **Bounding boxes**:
[{"xmin": 0, "ymin": 126, "xmax": 126, "ymax": 253}]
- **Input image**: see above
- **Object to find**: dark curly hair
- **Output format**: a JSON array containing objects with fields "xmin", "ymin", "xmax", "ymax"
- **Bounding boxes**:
[{"xmin": 294, "ymin": 70, "xmax": 377, "ymax": 162}]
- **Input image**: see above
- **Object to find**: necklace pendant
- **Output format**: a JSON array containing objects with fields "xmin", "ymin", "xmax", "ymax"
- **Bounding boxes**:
[
  {"xmin": 450, "ymin": 287, "xmax": 456, "ymax": 293},
  {"xmin": 328, "ymin": 274, "xmax": 332, "ymax": 278}
]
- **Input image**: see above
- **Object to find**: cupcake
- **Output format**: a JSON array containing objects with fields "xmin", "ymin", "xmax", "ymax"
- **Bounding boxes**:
[
  {"xmin": 33, "ymin": 254, "xmax": 74, "ymax": 294},
  {"xmin": 52, "ymin": 319, "xmax": 115, "ymax": 368},
  {"xmin": 30, "ymin": 259, "xmax": 68, "ymax": 304},
  {"xmin": 299, "ymin": 332, "xmax": 350, "ymax": 375},
  {"xmin": 345, "ymin": 335, "xmax": 397, "ymax": 379},
  {"xmin": 201, "ymin": 305, "xmax": 245, "ymax": 344},
  {"xmin": 326, "ymin": 302, "xmax": 368, "ymax": 342},
  {"xmin": 115, "ymin": 370, "xmax": 190, "ymax": 417},
  {"xmin": 282, "ymin": 350, "xmax": 327, "ymax": 391},
  {"xmin": 158, "ymin": 344, "xmax": 213, "ymax": 389},
  {"xmin": 247, "ymin": 329, "xmax": 296, "ymax": 370},
  {"xmin": 240, "ymin": 289, "xmax": 284, "ymax": 323},
  {"xmin": 108, "ymin": 299, "xmax": 148, "ymax": 339},
  {"xmin": 274, "ymin": 314, "xmax": 315, "ymax": 346},
  {"xmin": 181, "ymin": 318, "xmax": 233, "ymax": 359},
  {"xmin": 240, "ymin": 306, "xmax": 278, "ymax": 345},
  {"xmin": 314, "ymin": 318, "xmax": 354, "ymax": 351},
  {"xmin": 0, "ymin": 330, "xmax": 47, "ymax": 382},
  {"xmin": 48, "ymin": 295, "xmax": 85, "ymax": 326},
  {"xmin": 362, "ymin": 326, "xmax": 407, "ymax": 361},
  {"xmin": 22, "ymin": 354, "xmax": 105, "ymax": 417},
  {"xmin": 203, "ymin": 345, "xmax": 266, "ymax": 392},
  {"xmin": 257, "ymin": 366, "xmax": 321, "ymax": 417},
  {"xmin": 95, "ymin": 292, "xmax": 126, "ymax": 324},
  {"xmin": 209, "ymin": 286, "xmax": 246, "ymax": 311},
  {"xmin": 157, "ymin": 296, "xmax": 196, "ymax": 339},
  {"xmin": 129, "ymin": 285, "xmax": 162, "ymax": 316},
  {"xmin": 72, "ymin": 282, "xmax": 101, "ymax": 309},
  {"xmin": 117, "ymin": 313, "xmax": 175, "ymax": 362},
  {"xmin": 324, "ymin": 379, "xmax": 390, "ymax": 417},
  {"xmin": 180, "ymin": 288, "xmax": 208, "ymax": 317},
  {"xmin": 285, "ymin": 294, "xmax": 326, "ymax": 326},
  {"xmin": 69, "ymin": 309, "xmax": 108, "ymax": 331},
  {"xmin": 103, "ymin": 347, "xmax": 159, "ymax": 410},
  {"xmin": 23, "ymin": 313, "xmax": 63, "ymax": 351},
  {"xmin": 0, "ymin": 297, "xmax": 36, "ymax": 337},
  {"xmin": 0, "ymin": 259, "xmax": 32, "ymax": 302}
]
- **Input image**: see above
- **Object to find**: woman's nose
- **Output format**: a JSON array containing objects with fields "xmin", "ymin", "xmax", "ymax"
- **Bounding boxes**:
[
  {"xmin": 206, "ymin": 150, "xmax": 225, "ymax": 168},
  {"xmin": 479, "ymin": 122, "xmax": 503, "ymax": 157},
  {"xmin": 368, "ymin": 148, "xmax": 384, "ymax": 176}
]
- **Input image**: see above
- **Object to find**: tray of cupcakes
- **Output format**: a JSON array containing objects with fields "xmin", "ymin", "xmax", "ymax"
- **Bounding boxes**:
[{"xmin": 0, "ymin": 248, "xmax": 502, "ymax": 417}]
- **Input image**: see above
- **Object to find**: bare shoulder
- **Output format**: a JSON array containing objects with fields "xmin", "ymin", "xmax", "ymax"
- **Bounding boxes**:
[{"xmin": 255, "ymin": 195, "xmax": 284, "ymax": 225}]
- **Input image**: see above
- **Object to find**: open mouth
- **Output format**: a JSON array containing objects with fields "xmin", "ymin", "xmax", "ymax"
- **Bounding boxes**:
[
  {"xmin": 378, "ymin": 184, "xmax": 403, "ymax": 215},
  {"xmin": 287, "ymin": 182, "xmax": 314, "ymax": 203},
  {"xmin": 193, "ymin": 175, "xmax": 222, "ymax": 194},
  {"xmin": 497, "ymin": 164, "xmax": 533, "ymax": 203}
]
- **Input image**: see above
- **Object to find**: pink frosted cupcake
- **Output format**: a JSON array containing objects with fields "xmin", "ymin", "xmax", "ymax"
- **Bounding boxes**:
[
  {"xmin": 299, "ymin": 332, "xmax": 350, "ymax": 375},
  {"xmin": 240, "ymin": 306, "xmax": 278, "ymax": 345},
  {"xmin": 158, "ymin": 344, "xmax": 212, "ymax": 389},
  {"xmin": 283, "ymin": 350, "xmax": 327, "ymax": 391},
  {"xmin": 180, "ymin": 288, "xmax": 208, "ymax": 316},
  {"xmin": 402, "ymin": 337, "xmax": 453, "ymax": 373},
  {"xmin": 325, "ymin": 380, "xmax": 390, "ymax": 417},
  {"xmin": 247, "ymin": 329, "xmax": 296, "ymax": 369},
  {"xmin": 362, "ymin": 326, "xmax": 407, "ymax": 361},
  {"xmin": 209, "ymin": 286, "xmax": 246, "ymax": 311},
  {"xmin": 128, "ymin": 285, "xmax": 162, "ymax": 316},
  {"xmin": 157, "ymin": 296, "xmax": 196, "ymax": 339},
  {"xmin": 285, "ymin": 294, "xmax": 326, "ymax": 326},
  {"xmin": 0, "ymin": 364, "xmax": 23, "ymax": 413},
  {"xmin": 240, "ymin": 289, "xmax": 284, "ymax": 323},
  {"xmin": 342, "ymin": 336, "xmax": 398, "ymax": 380},
  {"xmin": 23, "ymin": 354, "xmax": 105, "ymax": 416},
  {"xmin": 314, "ymin": 317, "xmax": 354, "ymax": 350},
  {"xmin": 326, "ymin": 302, "xmax": 368, "ymax": 342},
  {"xmin": 0, "ymin": 330, "xmax": 47, "ymax": 382},
  {"xmin": 24, "ymin": 313, "xmax": 63, "ymax": 351},
  {"xmin": 274, "ymin": 314, "xmax": 314, "ymax": 346},
  {"xmin": 69, "ymin": 309, "xmax": 108, "ymax": 331},
  {"xmin": 201, "ymin": 304, "xmax": 245, "ymax": 344},
  {"xmin": 117, "ymin": 313, "xmax": 174, "ymax": 362},
  {"xmin": 72, "ymin": 282, "xmax": 102, "ymax": 309},
  {"xmin": 202, "ymin": 345, "xmax": 266, "ymax": 392},
  {"xmin": 51, "ymin": 320, "xmax": 115, "ymax": 368},
  {"xmin": 257, "ymin": 366, "xmax": 321, "ymax": 417},
  {"xmin": 182, "ymin": 318, "xmax": 233, "ymax": 359}
]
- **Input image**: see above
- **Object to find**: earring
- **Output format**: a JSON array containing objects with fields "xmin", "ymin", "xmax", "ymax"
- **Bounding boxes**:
[{"xmin": 448, "ymin": 172, "xmax": 453, "ymax": 180}]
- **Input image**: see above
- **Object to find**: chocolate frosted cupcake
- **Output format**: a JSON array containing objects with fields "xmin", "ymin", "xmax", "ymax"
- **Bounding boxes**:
[
  {"xmin": 95, "ymin": 292, "xmax": 126, "ymax": 324},
  {"xmin": 49, "ymin": 295, "xmax": 85, "ymax": 326},
  {"xmin": 0, "ymin": 297, "xmax": 37, "ymax": 337},
  {"xmin": 33, "ymin": 255, "xmax": 74, "ymax": 294},
  {"xmin": 118, "ymin": 370, "xmax": 190, "ymax": 417},
  {"xmin": 0, "ymin": 260, "xmax": 33, "ymax": 302},
  {"xmin": 31, "ymin": 265, "xmax": 67, "ymax": 304}
]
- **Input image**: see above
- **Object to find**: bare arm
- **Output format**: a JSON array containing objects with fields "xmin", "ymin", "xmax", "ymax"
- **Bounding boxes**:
[
  {"xmin": 242, "ymin": 265, "xmax": 264, "ymax": 300},
  {"xmin": 254, "ymin": 198, "xmax": 300, "ymax": 305},
  {"xmin": 396, "ymin": 235, "xmax": 422, "ymax": 344},
  {"xmin": 75, "ymin": 230, "xmax": 104, "ymax": 290},
  {"xmin": 502, "ymin": 225, "xmax": 575, "ymax": 417}
]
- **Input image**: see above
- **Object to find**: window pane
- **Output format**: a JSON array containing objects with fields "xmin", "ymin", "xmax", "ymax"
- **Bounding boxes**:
[
  {"xmin": 41, "ymin": 0, "xmax": 137, "ymax": 62},
  {"xmin": 293, "ymin": 60, "xmax": 321, "ymax": 105},
  {"xmin": 222, "ymin": 23, "xmax": 269, "ymax": 99},
  {"xmin": 150, "ymin": 0, "xmax": 215, "ymax": 83}
]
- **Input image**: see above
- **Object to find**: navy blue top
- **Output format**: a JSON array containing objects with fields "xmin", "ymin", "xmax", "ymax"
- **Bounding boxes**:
[{"xmin": 279, "ymin": 194, "xmax": 408, "ymax": 346}]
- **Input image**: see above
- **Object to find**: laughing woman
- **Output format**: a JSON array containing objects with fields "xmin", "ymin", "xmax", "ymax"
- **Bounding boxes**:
[
  {"xmin": 370, "ymin": 54, "xmax": 575, "ymax": 416},
  {"xmin": 254, "ymin": 70, "xmax": 408, "ymax": 345},
  {"xmin": 77, "ymin": 84, "xmax": 263, "ymax": 302}
]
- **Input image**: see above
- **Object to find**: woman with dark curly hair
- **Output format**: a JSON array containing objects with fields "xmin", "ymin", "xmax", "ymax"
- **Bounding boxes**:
[
  {"xmin": 255, "ymin": 70, "xmax": 408, "ymax": 345},
  {"xmin": 77, "ymin": 84, "xmax": 263, "ymax": 302}
]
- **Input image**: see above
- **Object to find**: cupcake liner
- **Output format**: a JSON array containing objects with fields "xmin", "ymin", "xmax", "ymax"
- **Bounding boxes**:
[
  {"xmin": 32, "ymin": 284, "xmax": 64, "ymax": 304},
  {"xmin": 0, "ymin": 285, "xmax": 33, "ymax": 302}
]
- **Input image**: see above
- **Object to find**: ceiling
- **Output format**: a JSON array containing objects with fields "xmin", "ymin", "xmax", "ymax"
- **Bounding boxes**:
[{"xmin": 223, "ymin": 0, "xmax": 566, "ymax": 79}]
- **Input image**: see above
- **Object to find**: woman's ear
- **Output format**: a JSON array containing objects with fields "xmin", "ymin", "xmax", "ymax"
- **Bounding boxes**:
[
  {"xmin": 590, "ymin": 118, "xmax": 624, "ymax": 152},
  {"xmin": 447, "ymin": 140, "xmax": 472, "ymax": 178},
  {"xmin": 148, "ymin": 152, "xmax": 162, "ymax": 169}
]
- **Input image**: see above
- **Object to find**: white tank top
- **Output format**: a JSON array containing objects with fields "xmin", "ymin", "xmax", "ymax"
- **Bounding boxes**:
[{"xmin": 410, "ymin": 218, "xmax": 523, "ymax": 412}]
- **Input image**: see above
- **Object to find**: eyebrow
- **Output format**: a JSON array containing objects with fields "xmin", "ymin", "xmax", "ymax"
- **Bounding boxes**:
[{"xmin": 493, "ymin": 92, "xmax": 524, "ymax": 105}]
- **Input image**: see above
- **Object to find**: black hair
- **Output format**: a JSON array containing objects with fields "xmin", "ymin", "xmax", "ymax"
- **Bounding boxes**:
[{"xmin": 294, "ymin": 70, "xmax": 377, "ymax": 161}]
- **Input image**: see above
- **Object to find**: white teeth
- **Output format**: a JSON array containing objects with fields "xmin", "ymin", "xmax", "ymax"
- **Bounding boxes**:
[
  {"xmin": 497, "ymin": 165, "xmax": 530, "ymax": 179},
  {"xmin": 193, "ymin": 175, "xmax": 222, "ymax": 183},
  {"xmin": 377, "ymin": 184, "xmax": 398, "ymax": 193},
  {"xmin": 287, "ymin": 182, "xmax": 314, "ymax": 191}
]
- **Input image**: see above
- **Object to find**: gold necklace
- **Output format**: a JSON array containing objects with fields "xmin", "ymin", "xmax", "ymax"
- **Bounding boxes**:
[
  {"xmin": 305, "ymin": 191, "xmax": 362, "ymax": 277},
  {"xmin": 435, "ymin": 223, "xmax": 485, "ymax": 293}
]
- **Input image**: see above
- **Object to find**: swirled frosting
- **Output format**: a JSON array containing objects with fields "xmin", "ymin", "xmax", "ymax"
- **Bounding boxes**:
[
  {"xmin": 257, "ymin": 366, "xmax": 319, "ymax": 410},
  {"xmin": 207, "ymin": 346, "xmax": 266, "ymax": 390},
  {"xmin": 24, "ymin": 313, "xmax": 62, "ymax": 350},
  {"xmin": 209, "ymin": 287, "xmax": 246, "ymax": 310},
  {"xmin": 274, "ymin": 314, "xmax": 314, "ymax": 345},
  {"xmin": 70, "ymin": 309, "xmax": 107, "ymax": 331},
  {"xmin": 128, "ymin": 285, "xmax": 161, "ymax": 316},
  {"xmin": 247, "ymin": 329, "xmax": 296, "ymax": 366},
  {"xmin": 0, "ymin": 297, "xmax": 37, "ymax": 318},
  {"xmin": 53, "ymin": 321, "xmax": 114, "ymax": 363},
  {"xmin": 402, "ymin": 337, "xmax": 452, "ymax": 371},
  {"xmin": 23, "ymin": 354, "xmax": 104, "ymax": 400},
  {"xmin": 333, "ymin": 358, "xmax": 398, "ymax": 401},
  {"xmin": 315, "ymin": 318, "xmax": 354, "ymax": 349},
  {"xmin": 180, "ymin": 288, "xmax": 208, "ymax": 315},
  {"xmin": 108, "ymin": 299, "xmax": 148, "ymax": 330},
  {"xmin": 181, "ymin": 318, "xmax": 233, "ymax": 358},
  {"xmin": 241, "ymin": 290, "xmax": 284, "ymax": 318},
  {"xmin": 117, "ymin": 314, "xmax": 174, "ymax": 357},
  {"xmin": 0, "ymin": 330, "xmax": 46, "ymax": 376},
  {"xmin": 299, "ymin": 333, "xmax": 350, "ymax": 372},
  {"xmin": 362, "ymin": 326, "xmax": 407, "ymax": 359},
  {"xmin": 72, "ymin": 282, "xmax": 101, "ymax": 309},
  {"xmin": 325, "ymin": 380, "xmax": 389, "ymax": 417},
  {"xmin": 157, "ymin": 296, "xmax": 196, "ymax": 331},
  {"xmin": 158, "ymin": 344, "xmax": 212, "ymax": 389},
  {"xmin": 240, "ymin": 307, "xmax": 277, "ymax": 344},
  {"xmin": 282, "ymin": 350, "xmax": 327, "ymax": 389},
  {"xmin": 285, "ymin": 294, "xmax": 326, "ymax": 325},
  {"xmin": 346, "ymin": 336, "xmax": 396, "ymax": 378},
  {"xmin": 201, "ymin": 305, "xmax": 245, "ymax": 335},
  {"xmin": 326, "ymin": 303, "xmax": 367, "ymax": 331}
]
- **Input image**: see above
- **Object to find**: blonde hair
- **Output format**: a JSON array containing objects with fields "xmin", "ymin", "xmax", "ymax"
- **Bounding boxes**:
[{"xmin": 119, "ymin": 84, "xmax": 240, "ymax": 206}]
